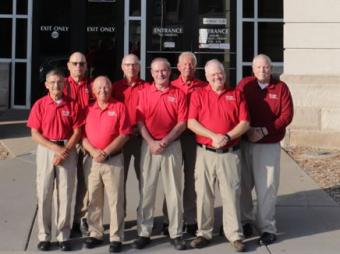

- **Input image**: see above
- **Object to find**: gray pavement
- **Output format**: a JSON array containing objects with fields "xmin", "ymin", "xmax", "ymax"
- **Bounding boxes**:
[{"xmin": 1, "ymin": 110, "xmax": 340, "ymax": 253}]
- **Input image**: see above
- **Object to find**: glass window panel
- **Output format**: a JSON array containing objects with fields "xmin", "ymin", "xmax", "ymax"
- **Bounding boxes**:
[
  {"xmin": 243, "ymin": 0, "xmax": 254, "ymax": 18},
  {"xmin": 258, "ymin": 0, "xmax": 283, "ymax": 18},
  {"xmin": 0, "ymin": 63, "xmax": 10, "ymax": 108},
  {"xmin": 129, "ymin": 20, "xmax": 141, "ymax": 58},
  {"xmin": 14, "ymin": 63, "xmax": 27, "ymax": 106},
  {"xmin": 242, "ymin": 22, "xmax": 254, "ymax": 62},
  {"xmin": 258, "ymin": 22, "xmax": 283, "ymax": 62},
  {"xmin": 0, "ymin": 19, "xmax": 12, "ymax": 58},
  {"xmin": 272, "ymin": 65, "xmax": 283, "ymax": 79},
  {"xmin": 17, "ymin": 0, "xmax": 28, "ymax": 15},
  {"xmin": 130, "ymin": 0, "xmax": 141, "ymax": 16},
  {"xmin": 0, "ymin": 0, "xmax": 12, "ymax": 14},
  {"xmin": 16, "ymin": 19, "xmax": 27, "ymax": 58},
  {"xmin": 242, "ymin": 65, "xmax": 252, "ymax": 78}
]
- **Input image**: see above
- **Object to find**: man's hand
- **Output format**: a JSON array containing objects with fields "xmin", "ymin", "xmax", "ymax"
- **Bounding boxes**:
[
  {"xmin": 149, "ymin": 140, "xmax": 165, "ymax": 155},
  {"xmin": 52, "ymin": 144, "xmax": 69, "ymax": 160},
  {"xmin": 211, "ymin": 134, "xmax": 228, "ymax": 148},
  {"xmin": 92, "ymin": 149, "xmax": 107, "ymax": 163},
  {"xmin": 247, "ymin": 127, "xmax": 268, "ymax": 142}
]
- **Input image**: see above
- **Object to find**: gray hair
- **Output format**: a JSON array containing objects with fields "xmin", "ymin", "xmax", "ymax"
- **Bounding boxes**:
[
  {"xmin": 252, "ymin": 54, "xmax": 272, "ymax": 67},
  {"xmin": 151, "ymin": 57, "xmax": 171, "ymax": 70},
  {"xmin": 122, "ymin": 53, "xmax": 140, "ymax": 65},
  {"xmin": 178, "ymin": 51, "xmax": 197, "ymax": 66},
  {"xmin": 204, "ymin": 59, "xmax": 225, "ymax": 74},
  {"xmin": 46, "ymin": 68, "xmax": 65, "ymax": 81}
]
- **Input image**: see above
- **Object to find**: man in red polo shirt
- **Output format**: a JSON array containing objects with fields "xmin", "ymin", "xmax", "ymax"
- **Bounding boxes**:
[
  {"xmin": 188, "ymin": 59, "xmax": 249, "ymax": 252},
  {"xmin": 27, "ymin": 69, "xmax": 83, "ymax": 251},
  {"xmin": 237, "ymin": 54, "xmax": 294, "ymax": 246},
  {"xmin": 112, "ymin": 54, "xmax": 147, "ymax": 215},
  {"xmin": 64, "ymin": 52, "xmax": 94, "ymax": 237},
  {"xmin": 132, "ymin": 58, "xmax": 187, "ymax": 251},
  {"xmin": 167, "ymin": 51, "xmax": 207, "ymax": 235},
  {"xmin": 83, "ymin": 76, "xmax": 131, "ymax": 253}
]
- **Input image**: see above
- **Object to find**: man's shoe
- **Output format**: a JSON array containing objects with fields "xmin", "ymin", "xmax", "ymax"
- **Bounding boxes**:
[
  {"xmin": 70, "ymin": 223, "xmax": 81, "ymax": 238},
  {"xmin": 258, "ymin": 232, "xmax": 277, "ymax": 246},
  {"xmin": 109, "ymin": 241, "xmax": 122, "ymax": 253},
  {"xmin": 170, "ymin": 237, "xmax": 187, "ymax": 250},
  {"xmin": 190, "ymin": 236, "xmax": 210, "ymax": 248},
  {"xmin": 231, "ymin": 240, "xmax": 246, "ymax": 252},
  {"xmin": 219, "ymin": 225, "xmax": 224, "ymax": 236},
  {"xmin": 132, "ymin": 236, "xmax": 151, "ymax": 249},
  {"xmin": 85, "ymin": 237, "xmax": 103, "ymax": 249},
  {"xmin": 80, "ymin": 218, "xmax": 89, "ymax": 236},
  {"xmin": 37, "ymin": 241, "xmax": 51, "ymax": 251},
  {"xmin": 59, "ymin": 241, "xmax": 71, "ymax": 251},
  {"xmin": 243, "ymin": 223, "xmax": 253, "ymax": 238},
  {"xmin": 162, "ymin": 223, "xmax": 169, "ymax": 236},
  {"xmin": 185, "ymin": 223, "xmax": 197, "ymax": 236}
]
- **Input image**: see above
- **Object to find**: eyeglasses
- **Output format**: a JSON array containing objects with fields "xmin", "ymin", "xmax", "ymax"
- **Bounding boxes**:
[{"xmin": 70, "ymin": 61, "xmax": 86, "ymax": 67}]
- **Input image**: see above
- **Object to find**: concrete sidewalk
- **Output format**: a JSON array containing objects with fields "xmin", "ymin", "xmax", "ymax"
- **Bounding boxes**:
[{"xmin": 1, "ymin": 110, "xmax": 340, "ymax": 253}]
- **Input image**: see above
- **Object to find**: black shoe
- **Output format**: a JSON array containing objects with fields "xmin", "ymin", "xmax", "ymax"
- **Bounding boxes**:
[
  {"xmin": 37, "ymin": 241, "xmax": 51, "ymax": 251},
  {"xmin": 162, "ymin": 223, "xmax": 169, "ymax": 236},
  {"xmin": 243, "ymin": 223, "xmax": 253, "ymax": 238},
  {"xmin": 258, "ymin": 232, "xmax": 277, "ymax": 246},
  {"xmin": 132, "ymin": 236, "xmax": 151, "ymax": 249},
  {"xmin": 109, "ymin": 241, "xmax": 122, "ymax": 253},
  {"xmin": 59, "ymin": 241, "xmax": 71, "ymax": 251},
  {"xmin": 85, "ymin": 237, "xmax": 103, "ymax": 249},
  {"xmin": 170, "ymin": 237, "xmax": 187, "ymax": 250},
  {"xmin": 185, "ymin": 223, "xmax": 197, "ymax": 236},
  {"xmin": 70, "ymin": 223, "xmax": 81, "ymax": 238},
  {"xmin": 190, "ymin": 236, "xmax": 210, "ymax": 248},
  {"xmin": 219, "ymin": 225, "xmax": 224, "ymax": 236}
]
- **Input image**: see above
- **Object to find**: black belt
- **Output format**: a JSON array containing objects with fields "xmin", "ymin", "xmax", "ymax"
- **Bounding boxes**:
[
  {"xmin": 197, "ymin": 143, "xmax": 239, "ymax": 153},
  {"xmin": 50, "ymin": 140, "xmax": 67, "ymax": 146}
]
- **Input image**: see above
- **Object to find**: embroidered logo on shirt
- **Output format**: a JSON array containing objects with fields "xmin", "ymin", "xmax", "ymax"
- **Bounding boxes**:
[
  {"xmin": 268, "ymin": 93, "xmax": 278, "ymax": 99},
  {"xmin": 62, "ymin": 110, "xmax": 70, "ymax": 117},
  {"xmin": 108, "ymin": 110, "xmax": 117, "ymax": 117},
  {"xmin": 225, "ymin": 95, "xmax": 235, "ymax": 101},
  {"xmin": 168, "ymin": 96, "xmax": 176, "ymax": 103}
]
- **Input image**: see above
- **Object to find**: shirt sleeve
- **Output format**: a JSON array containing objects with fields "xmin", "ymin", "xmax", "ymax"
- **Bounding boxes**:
[
  {"xmin": 118, "ymin": 103, "xmax": 133, "ymax": 136},
  {"xmin": 27, "ymin": 101, "xmax": 42, "ymax": 131},
  {"xmin": 188, "ymin": 90, "xmax": 201, "ymax": 120},
  {"xmin": 266, "ymin": 83, "xmax": 294, "ymax": 133},
  {"xmin": 176, "ymin": 90, "xmax": 188, "ymax": 123},
  {"xmin": 136, "ymin": 89, "xmax": 145, "ymax": 124},
  {"xmin": 236, "ymin": 90, "xmax": 250, "ymax": 122}
]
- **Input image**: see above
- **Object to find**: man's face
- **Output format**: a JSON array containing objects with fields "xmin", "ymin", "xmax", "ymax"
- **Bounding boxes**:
[
  {"xmin": 45, "ymin": 74, "xmax": 64, "ymax": 99},
  {"xmin": 67, "ymin": 53, "xmax": 87, "ymax": 79},
  {"xmin": 92, "ymin": 77, "xmax": 112, "ymax": 102},
  {"xmin": 151, "ymin": 61, "xmax": 171, "ymax": 87},
  {"xmin": 252, "ymin": 57, "xmax": 271, "ymax": 83},
  {"xmin": 121, "ymin": 55, "xmax": 140, "ymax": 79},
  {"xmin": 177, "ymin": 55, "xmax": 196, "ymax": 81},
  {"xmin": 205, "ymin": 64, "xmax": 225, "ymax": 91}
]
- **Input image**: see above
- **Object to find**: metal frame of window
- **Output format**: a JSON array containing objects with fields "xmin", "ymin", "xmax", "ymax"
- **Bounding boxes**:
[
  {"xmin": 124, "ymin": 0, "xmax": 146, "ymax": 79},
  {"xmin": 0, "ymin": 0, "xmax": 32, "ymax": 109},
  {"xmin": 236, "ymin": 0, "xmax": 283, "ymax": 82}
]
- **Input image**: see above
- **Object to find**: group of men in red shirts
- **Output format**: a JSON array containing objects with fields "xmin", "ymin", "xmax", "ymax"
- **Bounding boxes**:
[{"xmin": 27, "ymin": 51, "xmax": 293, "ymax": 253}]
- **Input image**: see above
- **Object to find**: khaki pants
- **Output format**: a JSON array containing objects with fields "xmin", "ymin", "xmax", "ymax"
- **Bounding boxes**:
[
  {"xmin": 85, "ymin": 154, "xmax": 125, "ymax": 242},
  {"xmin": 123, "ymin": 134, "xmax": 142, "ymax": 213},
  {"xmin": 195, "ymin": 146, "xmax": 243, "ymax": 242},
  {"xmin": 240, "ymin": 141, "xmax": 280, "ymax": 234},
  {"xmin": 36, "ymin": 144, "xmax": 77, "ymax": 242},
  {"xmin": 73, "ymin": 146, "xmax": 89, "ymax": 224},
  {"xmin": 137, "ymin": 140, "xmax": 184, "ymax": 239},
  {"xmin": 163, "ymin": 132, "xmax": 197, "ymax": 224}
]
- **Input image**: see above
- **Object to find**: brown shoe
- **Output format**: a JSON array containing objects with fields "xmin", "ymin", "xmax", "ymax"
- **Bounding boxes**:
[
  {"xmin": 190, "ymin": 236, "xmax": 210, "ymax": 248},
  {"xmin": 231, "ymin": 240, "xmax": 245, "ymax": 252}
]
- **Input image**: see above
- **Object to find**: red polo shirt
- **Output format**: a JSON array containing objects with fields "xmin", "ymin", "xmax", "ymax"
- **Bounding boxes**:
[
  {"xmin": 64, "ymin": 76, "xmax": 94, "ymax": 110},
  {"xmin": 84, "ymin": 98, "xmax": 132, "ymax": 150},
  {"xmin": 188, "ymin": 85, "xmax": 249, "ymax": 147},
  {"xmin": 237, "ymin": 77, "xmax": 293, "ymax": 143},
  {"xmin": 112, "ymin": 78, "xmax": 147, "ymax": 127},
  {"xmin": 137, "ymin": 83, "xmax": 188, "ymax": 140},
  {"xmin": 237, "ymin": 76, "xmax": 294, "ymax": 143},
  {"xmin": 27, "ymin": 95, "xmax": 83, "ymax": 140},
  {"xmin": 171, "ymin": 76, "xmax": 207, "ymax": 97}
]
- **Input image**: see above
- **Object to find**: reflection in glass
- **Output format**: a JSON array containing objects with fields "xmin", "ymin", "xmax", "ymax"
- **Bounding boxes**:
[
  {"xmin": 16, "ymin": 19, "xmax": 27, "ymax": 58},
  {"xmin": 130, "ymin": 0, "xmax": 141, "ymax": 16},
  {"xmin": 242, "ymin": 22, "xmax": 254, "ymax": 62},
  {"xmin": 0, "ymin": 19, "xmax": 12, "ymax": 58},
  {"xmin": 129, "ymin": 21, "xmax": 141, "ymax": 58},
  {"xmin": 14, "ymin": 63, "xmax": 27, "ymax": 106},
  {"xmin": 258, "ymin": 22, "xmax": 283, "ymax": 62}
]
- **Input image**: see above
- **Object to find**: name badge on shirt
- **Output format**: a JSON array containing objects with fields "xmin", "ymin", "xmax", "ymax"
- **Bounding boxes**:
[
  {"xmin": 268, "ymin": 93, "xmax": 278, "ymax": 100},
  {"xmin": 225, "ymin": 95, "xmax": 235, "ymax": 101},
  {"xmin": 168, "ymin": 96, "xmax": 176, "ymax": 103},
  {"xmin": 108, "ymin": 110, "xmax": 117, "ymax": 117},
  {"xmin": 62, "ymin": 110, "xmax": 70, "ymax": 117}
]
